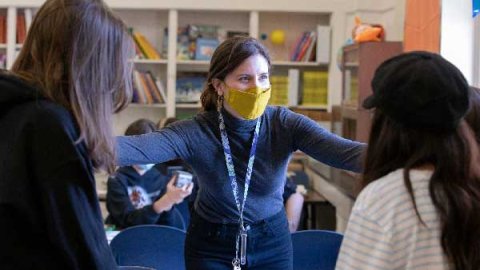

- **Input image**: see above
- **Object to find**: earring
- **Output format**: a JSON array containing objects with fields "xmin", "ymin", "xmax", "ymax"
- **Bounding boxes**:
[{"xmin": 217, "ymin": 94, "xmax": 224, "ymax": 112}]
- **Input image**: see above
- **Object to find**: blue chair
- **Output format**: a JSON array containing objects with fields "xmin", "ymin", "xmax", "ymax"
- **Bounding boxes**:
[
  {"xmin": 291, "ymin": 230, "xmax": 343, "ymax": 270},
  {"xmin": 110, "ymin": 225, "xmax": 186, "ymax": 270}
]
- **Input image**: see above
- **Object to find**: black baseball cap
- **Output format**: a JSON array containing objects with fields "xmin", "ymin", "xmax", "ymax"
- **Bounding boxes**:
[{"xmin": 363, "ymin": 51, "xmax": 469, "ymax": 131}]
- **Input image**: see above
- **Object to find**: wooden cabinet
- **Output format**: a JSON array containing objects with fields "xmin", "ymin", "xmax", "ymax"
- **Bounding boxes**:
[
  {"xmin": 340, "ymin": 41, "xmax": 403, "ymax": 143},
  {"xmin": 326, "ymin": 42, "xmax": 403, "ymax": 199}
]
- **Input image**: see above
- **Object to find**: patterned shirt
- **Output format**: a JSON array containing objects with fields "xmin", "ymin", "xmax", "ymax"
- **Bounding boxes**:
[{"xmin": 336, "ymin": 169, "xmax": 449, "ymax": 270}]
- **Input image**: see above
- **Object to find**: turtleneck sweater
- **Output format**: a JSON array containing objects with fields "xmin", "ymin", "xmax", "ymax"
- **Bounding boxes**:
[{"xmin": 117, "ymin": 106, "xmax": 365, "ymax": 223}]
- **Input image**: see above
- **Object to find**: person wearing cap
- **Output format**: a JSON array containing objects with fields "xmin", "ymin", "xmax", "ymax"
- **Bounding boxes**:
[{"xmin": 336, "ymin": 51, "xmax": 480, "ymax": 270}]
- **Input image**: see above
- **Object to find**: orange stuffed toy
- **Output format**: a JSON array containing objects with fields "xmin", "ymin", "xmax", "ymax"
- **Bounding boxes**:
[{"xmin": 352, "ymin": 16, "xmax": 385, "ymax": 43}]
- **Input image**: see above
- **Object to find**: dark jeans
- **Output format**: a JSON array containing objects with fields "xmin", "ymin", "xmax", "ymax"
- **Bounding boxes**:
[{"xmin": 185, "ymin": 210, "xmax": 293, "ymax": 270}]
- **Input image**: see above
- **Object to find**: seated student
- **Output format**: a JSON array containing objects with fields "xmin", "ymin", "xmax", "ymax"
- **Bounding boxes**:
[
  {"xmin": 336, "ymin": 52, "xmax": 480, "ymax": 270},
  {"xmin": 106, "ymin": 119, "xmax": 194, "ymax": 229}
]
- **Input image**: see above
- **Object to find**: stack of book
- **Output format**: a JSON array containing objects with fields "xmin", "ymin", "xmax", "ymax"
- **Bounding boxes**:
[
  {"xmin": 269, "ymin": 75, "xmax": 289, "ymax": 106},
  {"xmin": 132, "ymin": 70, "xmax": 166, "ymax": 104},
  {"xmin": 301, "ymin": 71, "xmax": 328, "ymax": 106}
]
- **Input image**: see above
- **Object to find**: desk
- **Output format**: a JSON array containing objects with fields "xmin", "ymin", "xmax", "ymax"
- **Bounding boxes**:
[{"xmin": 302, "ymin": 190, "xmax": 333, "ymax": 230}]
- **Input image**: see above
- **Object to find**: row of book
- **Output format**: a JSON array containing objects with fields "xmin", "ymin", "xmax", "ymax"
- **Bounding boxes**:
[
  {"xmin": 132, "ymin": 70, "xmax": 166, "ymax": 104},
  {"xmin": 132, "ymin": 68, "xmax": 328, "ymax": 106},
  {"xmin": 301, "ymin": 71, "xmax": 328, "ymax": 106},
  {"xmin": 290, "ymin": 31, "xmax": 317, "ymax": 62},
  {"xmin": 0, "ymin": 9, "xmax": 33, "ymax": 44},
  {"xmin": 269, "ymin": 75, "xmax": 289, "ymax": 106},
  {"xmin": 269, "ymin": 69, "xmax": 328, "ymax": 107}
]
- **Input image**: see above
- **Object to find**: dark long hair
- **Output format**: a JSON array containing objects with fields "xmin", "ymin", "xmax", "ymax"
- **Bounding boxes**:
[
  {"xmin": 362, "ymin": 110, "xmax": 480, "ymax": 270},
  {"xmin": 200, "ymin": 36, "xmax": 271, "ymax": 111},
  {"xmin": 11, "ymin": 0, "xmax": 134, "ymax": 173},
  {"xmin": 466, "ymin": 86, "xmax": 480, "ymax": 143}
]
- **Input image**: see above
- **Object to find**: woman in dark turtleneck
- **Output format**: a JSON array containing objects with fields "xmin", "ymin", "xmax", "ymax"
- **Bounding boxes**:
[{"xmin": 117, "ymin": 36, "xmax": 365, "ymax": 270}]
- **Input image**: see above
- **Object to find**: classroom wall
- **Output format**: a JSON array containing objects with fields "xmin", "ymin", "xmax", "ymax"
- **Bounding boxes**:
[{"xmin": 441, "ymin": 0, "xmax": 474, "ymax": 84}]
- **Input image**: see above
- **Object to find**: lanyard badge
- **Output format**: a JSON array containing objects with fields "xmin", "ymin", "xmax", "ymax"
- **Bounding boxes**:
[{"xmin": 218, "ymin": 110, "xmax": 261, "ymax": 270}]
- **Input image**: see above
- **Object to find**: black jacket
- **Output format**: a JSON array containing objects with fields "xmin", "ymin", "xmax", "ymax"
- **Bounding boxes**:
[
  {"xmin": 0, "ymin": 73, "xmax": 116, "ymax": 269},
  {"xmin": 106, "ymin": 166, "xmax": 176, "ymax": 229}
]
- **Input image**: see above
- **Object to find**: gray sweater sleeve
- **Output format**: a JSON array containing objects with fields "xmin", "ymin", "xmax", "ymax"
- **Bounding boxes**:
[
  {"xmin": 286, "ymin": 110, "xmax": 366, "ymax": 173},
  {"xmin": 116, "ymin": 124, "xmax": 192, "ymax": 166}
]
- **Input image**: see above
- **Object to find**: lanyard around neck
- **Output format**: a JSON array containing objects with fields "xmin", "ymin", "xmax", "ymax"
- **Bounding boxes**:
[{"xmin": 218, "ymin": 111, "xmax": 261, "ymax": 224}]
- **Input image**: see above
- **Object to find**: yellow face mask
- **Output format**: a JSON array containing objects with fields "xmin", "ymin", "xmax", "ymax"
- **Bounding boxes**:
[{"xmin": 224, "ymin": 86, "xmax": 271, "ymax": 120}]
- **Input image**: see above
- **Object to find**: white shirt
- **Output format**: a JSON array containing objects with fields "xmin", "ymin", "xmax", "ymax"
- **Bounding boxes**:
[{"xmin": 336, "ymin": 169, "xmax": 449, "ymax": 270}]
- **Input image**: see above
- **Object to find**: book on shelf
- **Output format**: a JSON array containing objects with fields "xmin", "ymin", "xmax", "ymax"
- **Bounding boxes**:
[
  {"xmin": 290, "ymin": 31, "xmax": 318, "ymax": 62},
  {"xmin": 131, "ymin": 31, "xmax": 161, "ymax": 60},
  {"xmin": 269, "ymin": 75, "xmax": 288, "ymax": 106},
  {"xmin": 296, "ymin": 31, "xmax": 315, "ymax": 61},
  {"xmin": 195, "ymin": 38, "xmax": 219, "ymax": 61},
  {"xmin": 176, "ymin": 24, "xmax": 222, "ymax": 61},
  {"xmin": 0, "ymin": 15, "xmax": 5, "ymax": 44},
  {"xmin": 176, "ymin": 73, "xmax": 205, "ymax": 103},
  {"xmin": 16, "ymin": 14, "xmax": 26, "ymax": 44},
  {"xmin": 132, "ymin": 70, "xmax": 165, "ymax": 105},
  {"xmin": 301, "ymin": 71, "xmax": 328, "ymax": 106}
]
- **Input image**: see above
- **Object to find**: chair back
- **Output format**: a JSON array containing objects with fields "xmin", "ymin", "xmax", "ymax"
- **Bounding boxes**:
[
  {"xmin": 291, "ymin": 230, "xmax": 343, "ymax": 270},
  {"xmin": 170, "ymin": 207, "xmax": 186, "ymax": 231},
  {"xmin": 110, "ymin": 225, "xmax": 186, "ymax": 270}
]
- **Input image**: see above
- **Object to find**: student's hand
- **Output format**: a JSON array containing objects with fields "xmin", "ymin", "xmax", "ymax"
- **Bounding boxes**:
[
  {"xmin": 152, "ymin": 176, "xmax": 194, "ymax": 214},
  {"xmin": 165, "ymin": 176, "xmax": 194, "ymax": 204}
]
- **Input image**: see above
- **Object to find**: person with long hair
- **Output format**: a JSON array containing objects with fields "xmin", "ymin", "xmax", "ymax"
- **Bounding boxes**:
[
  {"xmin": 336, "ymin": 51, "xmax": 480, "ymax": 270},
  {"xmin": 117, "ymin": 36, "xmax": 365, "ymax": 270},
  {"xmin": 0, "ymin": 0, "xmax": 133, "ymax": 268}
]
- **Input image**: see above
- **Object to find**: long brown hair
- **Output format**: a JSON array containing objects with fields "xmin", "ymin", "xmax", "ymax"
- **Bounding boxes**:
[
  {"xmin": 200, "ymin": 36, "xmax": 271, "ymax": 111},
  {"xmin": 11, "ymin": 0, "xmax": 134, "ymax": 173},
  {"xmin": 362, "ymin": 110, "xmax": 480, "ymax": 270}
]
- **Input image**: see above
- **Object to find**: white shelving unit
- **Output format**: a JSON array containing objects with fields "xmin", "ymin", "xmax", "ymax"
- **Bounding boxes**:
[
  {"xmin": 0, "ymin": 0, "xmax": 408, "ymax": 113},
  {"xmin": 0, "ymin": 0, "xmax": 363, "ymax": 132}
]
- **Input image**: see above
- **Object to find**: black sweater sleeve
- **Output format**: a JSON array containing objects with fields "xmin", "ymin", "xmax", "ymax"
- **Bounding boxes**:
[
  {"xmin": 106, "ymin": 176, "xmax": 161, "ymax": 228},
  {"xmin": 31, "ymin": 105, "xmax": 117, "ymax": 270}
]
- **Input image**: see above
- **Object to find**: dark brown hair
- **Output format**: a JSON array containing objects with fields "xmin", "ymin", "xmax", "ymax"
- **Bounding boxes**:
[
  {"xmin": 466, "ymin": 86, "xmax": 480, "ymax": 143},
  {"xmin": 200, "ymin": 36, "xmax": 271, "ymax": 111},
  {"xmin": 125, "ymin": 119, "xmax": 157, "ymax": 136},
  {"xmin": 11, "ymin": 0, "xmax": 134, "ymax": 173},
  {"xmin": 362, "ymin": 110, "xmax": 480, "ymax": 270}
]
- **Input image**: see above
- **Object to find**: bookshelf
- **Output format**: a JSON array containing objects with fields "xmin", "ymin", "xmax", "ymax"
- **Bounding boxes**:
[{"xmin": 0, "ymin": 0, "xmax": 358, "ymax": 128}]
